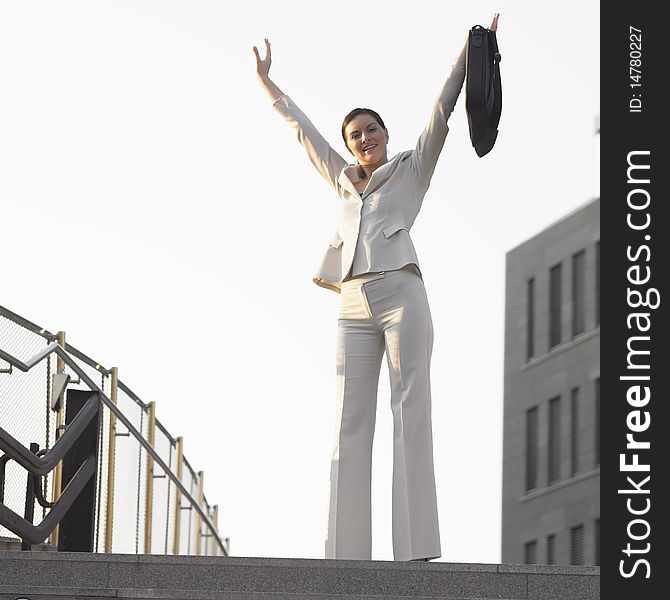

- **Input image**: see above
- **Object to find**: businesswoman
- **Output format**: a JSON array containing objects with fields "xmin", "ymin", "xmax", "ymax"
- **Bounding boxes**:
[{"xmin": 254, "ymin": 12, "xmax": 499, "ymax": 562}]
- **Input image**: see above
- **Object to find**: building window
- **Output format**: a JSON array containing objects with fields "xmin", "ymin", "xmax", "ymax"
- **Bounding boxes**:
[
  {"xmin": 526, "ymin": 406, "xmax": 539, "ymax": 491},
  {"xmin": 572, "ymin": 250, "xmax": 585, "ymax": 337},
  {"xmin": 548, "ymin": 396, "xmax": 561, "ymax": 484},
  {"xmin": 595, "ymin": 240, "xmax": 600, "ymax": 327},
  {"xmin": 570, "ymin": 524, "xmax": 584, "ymax": 565},
  {"xmin": 524, "ymin": 540, "xmax": 538, "ymax": 564},
  {"xmin": 546, "ymin": 534, "xmax": 556, "ymax": 565},
  {"xmin": 570, "ymin": 387, "xmax": 579, "ymax": 476},
  {"xmin": 595, "ymin": 519, "xmax": 600, "ymax": 566},
  {"xmin": 549, "ymin": 263, "xmax": 562, "ymax": 348},
  {"xmin": 594, "ymin": 377, "xmax": 600, "ymax": 467},
  {"xmin": 527, "ymin": 277, "xmax": 535, "ymax": 360}
]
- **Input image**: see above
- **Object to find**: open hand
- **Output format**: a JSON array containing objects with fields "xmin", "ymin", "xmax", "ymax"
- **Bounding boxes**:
[{"xmin": 253, "ymin": 38, "xmax": 272, "ymax": 80}]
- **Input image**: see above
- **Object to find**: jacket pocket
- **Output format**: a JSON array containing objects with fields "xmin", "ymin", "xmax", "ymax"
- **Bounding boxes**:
[
  {"xmin": 382, "ymin": 223, "xmax": 409, "ymax": 238},
  {"xmin": 329, "ymin": 232, "xmax": 344, "ymax": 248}
]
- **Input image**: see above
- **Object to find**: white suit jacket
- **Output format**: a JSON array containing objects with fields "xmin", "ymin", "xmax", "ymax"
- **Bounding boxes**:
[{"xmin": 273, "ymin": 43, "xmax": 466, "ymax": 293}]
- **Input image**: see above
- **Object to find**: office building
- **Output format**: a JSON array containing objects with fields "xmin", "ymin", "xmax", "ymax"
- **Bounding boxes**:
[{"xmin": 501, "ymin": 198, "xmax": 600, "ymax": 566}]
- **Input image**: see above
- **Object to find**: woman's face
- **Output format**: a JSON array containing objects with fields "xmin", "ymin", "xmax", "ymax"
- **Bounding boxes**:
[{"xmin": 344, "ymin": 115, "xmax": 389, "ymax": 166}]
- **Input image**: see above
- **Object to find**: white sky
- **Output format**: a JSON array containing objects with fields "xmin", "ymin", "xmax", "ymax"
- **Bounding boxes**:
[{"xmin": 0, "ymin": 1, "xmax": 599, "ymax": 562}]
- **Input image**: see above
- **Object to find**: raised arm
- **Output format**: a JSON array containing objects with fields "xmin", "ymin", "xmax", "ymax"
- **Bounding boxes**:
[
  {"xmin": 253, "ymin": 38, "xmax": 347, "ymax": 193},
  {"xmin": 411, "ymin": 13, "xmax": 500, "ymax": 190}
]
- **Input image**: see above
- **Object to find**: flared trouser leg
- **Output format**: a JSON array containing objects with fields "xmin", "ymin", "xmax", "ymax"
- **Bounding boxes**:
[
  {"xmin": 324, "ymin": 269, "xmax": 441, "ymax": 561},
  {"xmin": 324, "ymin": 279, "xmax": 385, "ymax": 560}
]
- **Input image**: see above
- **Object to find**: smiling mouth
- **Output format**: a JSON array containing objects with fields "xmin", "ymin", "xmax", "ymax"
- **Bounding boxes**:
[{"xmin": 363, "ymin": 144, "xmax": 377, "ymax": 153}]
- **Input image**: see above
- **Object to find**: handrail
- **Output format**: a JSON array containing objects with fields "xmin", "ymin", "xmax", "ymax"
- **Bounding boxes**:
[
  {"xmin": 63, "ymin": 345, "xmax": 175, "ymax": 444},
  {"xmin": 64, "ymin": 342, "xmax": 111, "ymax": 377},
  {"xmin": 0, "ymin": 392, "xmax": 99, "ymax": 476},
  {"xmin": 117, "ymin": 379, "xmax": 148, "ymax": 411},
  {"xmin": 0, "ymin": 343, "xmax": 58, "ymax": 372},
  {"xmin": 0, "ymin": 343, "xmax": 228, "ymax": 555},
  {"xmin": 1, "ymin": 306, "xmax": 174, "ymax": 444},
  {"xmin": 0, "ymin": 456, "xmax": 96, "ymax": 545},
  {"xmin": 0, "ymin": 305, "xmax": 56, "ymax": 340}
]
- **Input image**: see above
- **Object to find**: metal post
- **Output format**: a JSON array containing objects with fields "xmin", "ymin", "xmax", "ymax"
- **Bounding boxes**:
[
  {"xmin": 49, "ymin": 331, "xmax": 66, "ymax": 546},
  {"xmin": 22, "ymin": 443, "xmax": 40, "ymax": 551},
  {"xmin": 171, "ymin": 437, "xmax": 183, "ymax": 555},
  {"xmin": 104, "ymin": 367, "xmax": 118, "ymax": 553},
  {"xmin": 210, "ymin": 504, "xmax": 219, "ymax": 556},
  {"xmin": 194, "ymin": 471, "xmax": 204, "ymax": 555},
  {"xmin": 143, "ymin": 401, "xmax": 156, "ymax": 554}
]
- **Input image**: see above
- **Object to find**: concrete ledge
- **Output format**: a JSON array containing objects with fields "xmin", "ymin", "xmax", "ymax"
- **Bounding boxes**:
[
  {"xmin": 0, "ymin": 551, "xmax": 599, "ymax": 600},
  {"xmin": 0, "ymin": 591, "xmax": 598, "ymax": 600}
]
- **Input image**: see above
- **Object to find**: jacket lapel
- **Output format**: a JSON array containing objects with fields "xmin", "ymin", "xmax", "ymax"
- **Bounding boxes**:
[
  {"xmin": 338, "ymin": 159, "xmax": 397, "ymax": 199},
  {"xmin": 362, "ymin": 160, "xmax": 395, "ymax": 197},
  {"xmin": 338, "ymin": 166, "xmax": 363, "ymax": 198}
]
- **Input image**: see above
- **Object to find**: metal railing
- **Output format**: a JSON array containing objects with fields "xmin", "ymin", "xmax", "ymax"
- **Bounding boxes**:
[{"xmin": 0, "ymin": 304, "xmax": 229, "ymax": 556}]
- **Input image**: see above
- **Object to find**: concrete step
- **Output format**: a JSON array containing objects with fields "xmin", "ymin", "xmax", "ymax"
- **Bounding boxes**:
[{"xmin": 0, "ymin": 551, "xmax": 599, "ymax": 600}]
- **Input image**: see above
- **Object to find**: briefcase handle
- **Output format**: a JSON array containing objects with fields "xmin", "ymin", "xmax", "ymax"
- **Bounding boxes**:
[{"xmin": 470, "ymin": 24, "xmax": 502, "ymax": 63}]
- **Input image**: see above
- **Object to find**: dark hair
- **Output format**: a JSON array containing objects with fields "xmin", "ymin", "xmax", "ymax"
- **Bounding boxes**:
[{"xmin": 341, "ymin": 108, "xmax": 387, "ymax": 154}]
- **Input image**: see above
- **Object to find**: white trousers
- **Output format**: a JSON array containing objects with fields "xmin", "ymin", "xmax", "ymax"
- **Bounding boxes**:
[{"xmin": 324, "ymin": 267, "xmax": 441, "ymax": 561}]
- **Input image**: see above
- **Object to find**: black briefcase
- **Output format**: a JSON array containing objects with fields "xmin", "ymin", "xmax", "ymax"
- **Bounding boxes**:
[{"xmin": 465, "ymin": 25, "xmax": 502, "ymax": 157}]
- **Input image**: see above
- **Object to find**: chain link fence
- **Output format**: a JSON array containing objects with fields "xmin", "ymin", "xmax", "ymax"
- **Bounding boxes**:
[{"xmin": 0, "ymin": 305, "xmax": 228, "ymax": 556}]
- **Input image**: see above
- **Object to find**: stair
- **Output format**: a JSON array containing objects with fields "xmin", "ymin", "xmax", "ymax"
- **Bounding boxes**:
[{"xmin": 0, "ymin": 550, "xmax": 599, "ymax": 600}]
